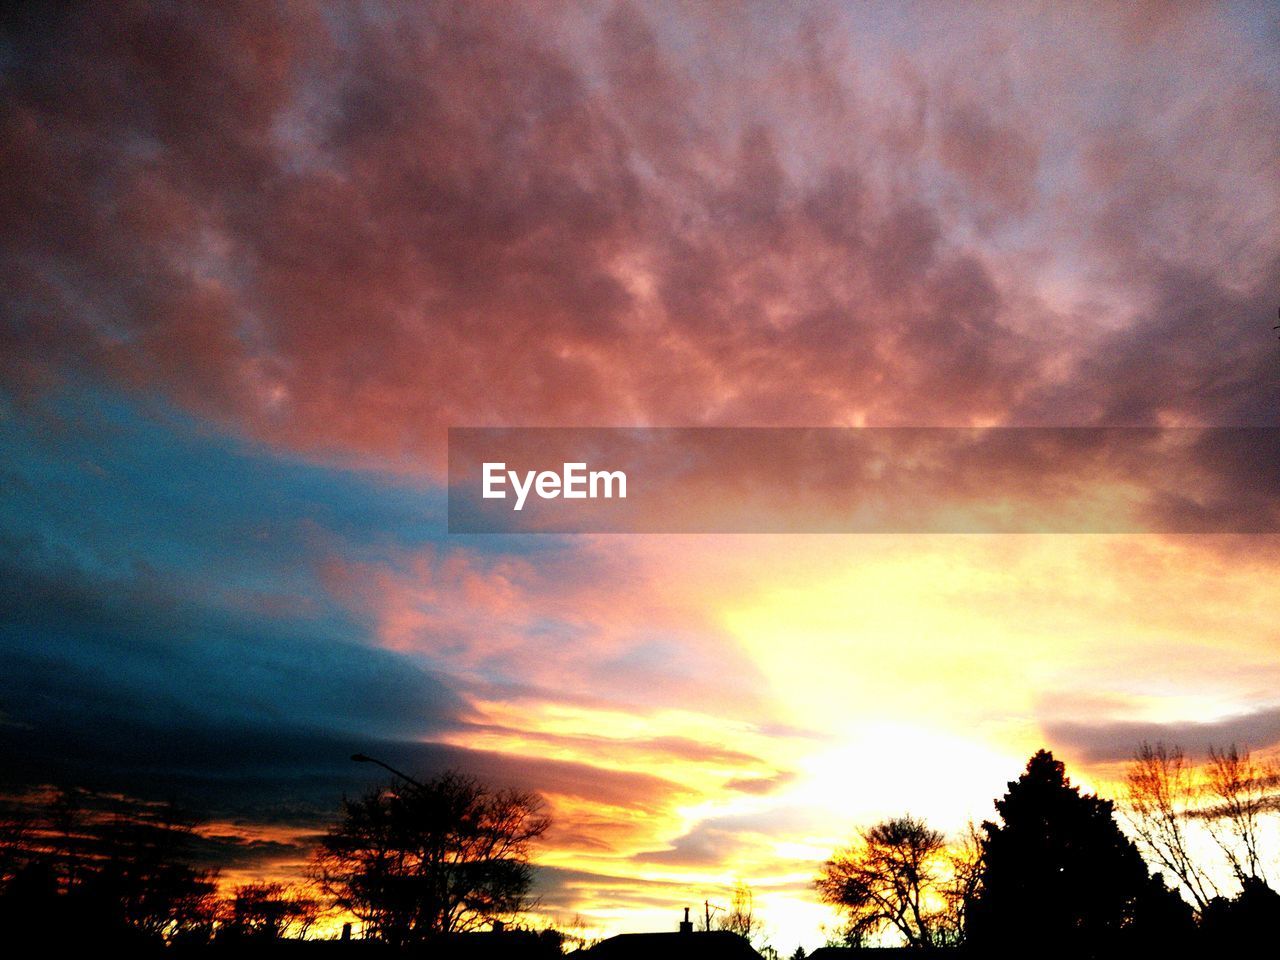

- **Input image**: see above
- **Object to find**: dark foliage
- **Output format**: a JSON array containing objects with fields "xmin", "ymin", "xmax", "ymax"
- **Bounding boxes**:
[
  {"xmin": 968, "ymin": 750, "xmax": 1191, "ymax": 958},
  {"xmin": 219, "ymin": 882, "xmax": 321, "ymax": 941},
  {"xmin": 0, "ymin": 788, "xmax": 219, "ymax": 950},
  {"xmin": 1199, "ymin": 876, "xmax": 1280, "ymax": 951},
  {"xmin": 314, "ymin": 769, "xmax": 549, "ymax": 945},
  {"xmin": 816, "ymin": 815, "xmax": 954, "ymax": 948}
]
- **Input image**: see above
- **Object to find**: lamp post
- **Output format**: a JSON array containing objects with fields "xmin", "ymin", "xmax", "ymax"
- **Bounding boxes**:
[{"xmin": 350, "ymin": 753, "xmax": 426, "ymax": 789}]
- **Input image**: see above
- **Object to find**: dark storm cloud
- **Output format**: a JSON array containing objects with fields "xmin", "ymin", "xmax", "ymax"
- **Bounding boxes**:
[
  {"xmin": 1045, "ymin": 706, "xmax": 1280, "ymax": 764},
  {"xmin": 185, "ymin": 830, "xmax": 320, "ymax": 875},
  {"xmin": 0, "ymin": 539, "xmax": 693, "ymax": 824},
  {"xmin": 0, "ymin": 543, "xmax": 462, "ymax": 813},
  {"xmin": 0, "ymin": 393, "xmax": 694, "ymax": 830}
]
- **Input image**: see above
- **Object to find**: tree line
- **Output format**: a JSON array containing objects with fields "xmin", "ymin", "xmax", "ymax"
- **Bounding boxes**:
[
  {"xmin": 0, "ymin": 770, "xmax": 553, "ymax": 952},
  {"xmin": 0, "ymin": 785, "xmax": 320, "ymax": 948},
  {"xmin": 815, "ymin": 745, "xmax": 1279, "ymax": 955},
  {"xmin": 2, "ymin": 746, "xmax": 1277, "ymax": 953}
]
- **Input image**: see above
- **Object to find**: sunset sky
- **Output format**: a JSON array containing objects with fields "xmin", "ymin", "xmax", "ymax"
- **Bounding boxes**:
[{"xmin": 2, "ymin": 0, "xmax": 1279, "ymax": 949}]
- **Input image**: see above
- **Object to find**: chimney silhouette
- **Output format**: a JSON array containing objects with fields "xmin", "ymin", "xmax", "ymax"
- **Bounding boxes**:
[{"xmin": 679, "ymin": 907, "xmax": 693, "ymax": 934}]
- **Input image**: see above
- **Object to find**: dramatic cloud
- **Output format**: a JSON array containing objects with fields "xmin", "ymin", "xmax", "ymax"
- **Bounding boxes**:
[
  {"xmin": 4, "ymin": 2, "xmax": 1275, "ymax": 474},
  {"xmin": 1045, "ymin": 707, "xmax": 1280, "ymax": 765},
  {"xmin": 0, "ymin": 394, "xmax": 738, "ymax": 840}
]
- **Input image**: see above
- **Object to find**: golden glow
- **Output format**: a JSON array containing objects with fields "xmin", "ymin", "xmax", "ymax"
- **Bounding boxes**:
[
  {"xmin": 242, "ymin": 534, "xmax": 1280, "ymax": 947},
  {"xmin": 387, "ymin": 534, "xmax": 1279, "ymax": 946}
]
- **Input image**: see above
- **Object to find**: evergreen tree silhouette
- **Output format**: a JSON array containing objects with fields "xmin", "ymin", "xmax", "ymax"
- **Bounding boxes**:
[{"xmin": 968, "ymin": 749, "xmax": 1183, "ymax": 958}]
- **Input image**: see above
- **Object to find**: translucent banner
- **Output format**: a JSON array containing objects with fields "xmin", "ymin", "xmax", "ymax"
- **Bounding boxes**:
[{"xmin": 447, "ymin": 427, "xmax": 1280, "ymax": 534}]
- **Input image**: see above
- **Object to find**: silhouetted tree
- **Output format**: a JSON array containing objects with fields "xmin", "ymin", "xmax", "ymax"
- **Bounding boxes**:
[
  {"xmin": 969, "ymin": 750, "xmax": 1174, "ymax": 958},
  {"xmin": 1202, "ymin": 744, "xmax": 1276, "ymax": 886},
  {"xmin": 314, "ymin": 769, "xmax": 549, "ymax": 945},
  {"xmin": 0, "ymin": 789, "xmax": 218, "ymax": 948},
  {"xmin": 714, "ymin": 882, "xmax": 762, "ymax": 945},
  {"xmin": 1128, "ymin": 870, "xmax": 1197, "ymax": 953},
  {"xmin": 0, "ymin": 802, "xmax": 36, "ymax": 889},
  {"xmin": 1123, "ymin": 742, "xmax": 1216, "ymax": 910},
  {"xmin": 816, "ymin": 814, "xmax": 957, "ymax": 948},
  {"xmin": 549, "ymin": 913, "xmax": 599, "ymax": 952},
  {"xmin": 936, "ymin": 821, "xmax": 983, "ymax": 946},
  {"xmin": 81, "ymin": 802, "xmax": 220, "ymax": 942},
  {"xmin": 221, "ymin": 882, "xmax": 321, "ymax": 940}
]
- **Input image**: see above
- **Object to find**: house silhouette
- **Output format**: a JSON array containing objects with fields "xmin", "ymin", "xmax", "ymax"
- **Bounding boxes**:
[{"xmin": 588, "ymin": 910, "xmax": 762, "ymax": 960}]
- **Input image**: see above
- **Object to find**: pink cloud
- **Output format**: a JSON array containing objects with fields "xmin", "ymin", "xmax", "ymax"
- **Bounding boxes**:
[
  {"xmin": 5, "ymin": 1, "xmax": 1275, "ymax": 476},
  {"xmin": 315, "ymin": 537, "xmax": 775, "ymax": 720}
]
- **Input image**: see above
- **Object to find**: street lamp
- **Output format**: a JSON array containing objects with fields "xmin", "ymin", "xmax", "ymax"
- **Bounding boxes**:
[{"xmin": 350, "ymin": 753, "xmax": 426, "ymax": 789}]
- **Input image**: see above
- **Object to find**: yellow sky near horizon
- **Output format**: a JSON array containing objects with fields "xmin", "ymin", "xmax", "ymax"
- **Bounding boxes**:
[
  {"xmin": 225, "ymin": 531, "xmax": 1278, "ymax": 946},
  {"xmin": 377, "ymin": 532, "xmax": 1280, "ymax": 948}
]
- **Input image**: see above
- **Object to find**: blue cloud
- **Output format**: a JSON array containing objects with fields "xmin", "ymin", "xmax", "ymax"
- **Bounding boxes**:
[{"xmin": 0, "ymin": 388, "xmax": 469, "ymax": 814}]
